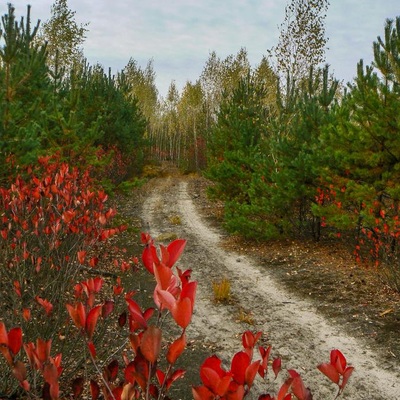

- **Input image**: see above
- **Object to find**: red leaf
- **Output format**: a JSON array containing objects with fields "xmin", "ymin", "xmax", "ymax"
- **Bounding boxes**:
[
  {"xmin": 0, "ymin": 345, "xmax": 14, "ymax": 366},
  {"xmin": 36, "ymin": 296, "xmax": 53, "ymax": 316},
  {"xmin": 331, "ymin": 349, "xmax": 347, "ymax": 375},
  {"xmin": 156, "ymin": 369, "xmax": 166, "ymax": 386},
  {"xmin": 192, "ymin": 385, "xmax": 214, "ymax": 400},
  {"xmin": 102, "ymin": 300, "xmax": 114, "ymax": 318},
  {"xmin": 169, "ymin": 368, "xmax": 186, "ymax": 387},
  {"xmin": 0, "ymin": 322, "xmax": 8, "ymax": 346},
  {"xmin": 200, "ymin": 355, "xmax": 225, "ymax": 383},
  {"xmin": 166, "ymin": 239, "xmax": 186, "ymax": 267},
  {"xmin": 245, "ymin": 360, "xmax": 260, "ymax": 389},
  {"xmin": 258, "ymin": 346, "xmax": 272, "ymax": 378},
  {"xmin": 277, "ymin": 377, "xmax": 293, "ymax": 400},
  {"xmin": 66, "ymin": 303, "xmax": 86, "ymax": 329},
  {"xmin": 89, "ymin": 257, "xmax": 99, "ymax": 267},
  {"xmin": 43, "ymin": 362, "xmax": 58, "ymax": 385},
  {"xmin": 154, "ymin": 262, "xmax": 173, "ymax": 290},
  {"xmin": 341, "ymin": 366, "xmax": 354, "ymax": 391},
  {"xmin": 62, "ymin": 210, "xmax": 76, "ymax": 223},
  {"xmin": 36, "ymin": 338, "xmax": 51, "ymax": 363},
  {"xmin": 124, "ymin": 361, "xmax": 136, "ymax": 384},
  {"xmin": 72, "ymin": 377, "xmax": 84, "ymax": 398},
  {"xmin": 8, "ymin": 327, "xmax": 22, "ymax": 356},
  {"xmin": 77, "ymin": 250, "xmax": 86, "ymax": 265},
  {"xmin": 13, "ymin": 281, "xmax": 21, "ymax": 297},
  {"xmin": 12, "ymin": 360, "xmax": 27, "ymax": 382},
  {"xmin": 242, "ymin": 330, "xmax": 262, "ymax": 350},
  {"xmin": 49, "ymin": 381, "xmax": 60, "ymax": 400},
  {"xmin": 142, "ymin": 245, "xmax": 154, "ymax": 274},
  {"xmin": 129, "ymin": 333, "xmax": 141, "ymax": 354},
  {"xmin": 85, "ymin": 306, "xmax": 102, "ymax": 339},
  {"xmin": 156, "ymin": 289, "xmax": 176, "ymax": 312},
  {"xmin": 272, "ymin": 357, "xmax": 282, "ymax": 379},
  {"xmin": 288, "ymin": 370, "xmax": 311, "ymax": 400},
  {"xmin": 126, "ymin": 298, "xmax": 148, "ymax": 329},
  {"xmin": 90, "ymin": 379, "xmax": 100, "ymax": 400},
  {"xmin": 167, "ymin": 333, "xmax": 186, "ymax": 365},
  {"xmin": 98, "ymin": 214, "xmax": 107, "ymax": 225},
  {"xmin": 231, "ymin": 351, "xmax": 250, "ymax": 385},
  {"xmin": 180, "ymin": 280, "xmax": 197, "ymax": 311},
  {"xmin": 22, "ymin": 308, "xmax": 31, "ymax": 322},
  {"xmin": 106, "ymin": 360, "xmax": 119, "ymax": 381},
  {"xmin": 317, "ymin": 362, "xmax": 340, "ymax": 384},
  {"xmin": 118, "ymin": 311, "xmax": 127, "ymax": 327},
  {"xmin": 172, "ymin": 297, "xmax": 192, "ymax": 329},
  {"xmin": 141, "ymin": 232, "xmax": 153, "ymax": 244},
  {"xmin": 88, "ymin": 341, "xmax": 96, "ymax": 358},
  {"xmin": 121, "ymin": 383, "xmax": 136, "ymax": 400},
  {"xmin": 20, "ymin": 379, "xmax": 30, "ymax": 391},
  {"xmin": 141, "ymin": 326, "xmax": 162, "ymax": 363},
  {"xmin": 201, "ymin": 367, "xmax": 228, "ymax": 395}
]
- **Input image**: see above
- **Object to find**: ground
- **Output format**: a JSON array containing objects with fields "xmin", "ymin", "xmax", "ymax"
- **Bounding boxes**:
[{"xmin": 114, "ymin": 166, "xmax": 400, "ymax": 399}]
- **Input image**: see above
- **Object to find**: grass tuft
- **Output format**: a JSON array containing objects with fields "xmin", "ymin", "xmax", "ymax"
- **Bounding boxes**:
[{"xmin": 212, "ymin": 278, "xmax": 231, "ymax": 303}]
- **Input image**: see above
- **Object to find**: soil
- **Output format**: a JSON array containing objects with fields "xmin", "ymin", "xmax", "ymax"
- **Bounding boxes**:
[{"xmin": 115, "ymin": 165, "xmax": 400, "ymax": 399}]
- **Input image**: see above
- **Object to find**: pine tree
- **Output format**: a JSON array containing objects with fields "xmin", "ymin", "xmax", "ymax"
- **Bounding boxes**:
[
  {"xmin": 206, "ymin": 74, "xmax": 273, "ymax": 238},
  {"xmin": 0, "ymin": 4, "xmax": 51, "ymax": 172},
  {"xmin": 323, "ymin": 17, "xmax": 400, "ymax": 246},
  {"xmin": 267, "ymin": 65, "xmax": 339, "ymax": 239}
]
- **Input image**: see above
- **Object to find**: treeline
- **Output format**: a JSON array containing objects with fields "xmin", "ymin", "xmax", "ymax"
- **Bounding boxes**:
[
  {"xmin": 0, "ymin": 4, "xmax": 150, "ymax": 186},
  {"xmin": 151, "ymin": 17, "xmax": 400, "ymax": 290}
]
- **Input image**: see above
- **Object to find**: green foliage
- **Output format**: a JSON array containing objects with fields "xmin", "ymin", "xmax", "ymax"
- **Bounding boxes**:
[
  {"xmin": 0, "ymin": 4, "xmax": 51, "ymax": 170},
  {"xmin": 0, "ymin": 4, "xmax": 148, "ymax": 185},
  {"xmin": 206, "ymin": 74, "xmax": 276, "ymax": 239},
  {"xmin": 268, "ymin": 65, "xmax": 339, "ymax": 239}
]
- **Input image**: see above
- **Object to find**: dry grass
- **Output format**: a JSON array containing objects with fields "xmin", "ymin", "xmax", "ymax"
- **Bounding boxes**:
[
  {"xmin": 212, "ymin": 278, "xmax": 231, "ymax": 303},
  {"xmin": 236, "ymin": 307, "xmax": 255, "ymax": 325},
  {"xmin": 169, "ymin": 215, "xmax": 182, "ymax": 225}
]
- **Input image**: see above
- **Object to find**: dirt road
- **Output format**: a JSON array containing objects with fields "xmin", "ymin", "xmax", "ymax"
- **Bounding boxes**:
[{"xmin": 139, "ymin": 173, "xmax": 399, "ymax": 399}]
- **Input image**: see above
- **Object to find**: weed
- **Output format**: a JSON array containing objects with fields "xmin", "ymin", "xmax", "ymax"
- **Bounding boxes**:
[
  {"xmin": 212, "ymin": 278, "xmax": 231, "ymax": 303},
  {"xmin": 169, "ymin": 215, "xmax": 181, "ymax": 225},
  {"xmin": 236, "ymin": 307, "xmax": 255, "ymax": 325}
]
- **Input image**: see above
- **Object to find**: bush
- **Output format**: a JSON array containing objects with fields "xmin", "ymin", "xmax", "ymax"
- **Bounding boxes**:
[{"xmin": 0, "ymin": 162, "xmax": 354, "ymax": 399}]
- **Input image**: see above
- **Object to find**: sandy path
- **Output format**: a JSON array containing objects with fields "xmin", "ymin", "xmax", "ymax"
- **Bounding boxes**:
[{"xmin": 141, "ymin": 176, "xmax": 399, "ymax": 399}]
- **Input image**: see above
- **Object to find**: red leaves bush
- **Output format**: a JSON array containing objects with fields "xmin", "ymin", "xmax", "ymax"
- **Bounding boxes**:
[{"xmin": 0, "ymin": 158, "xmax": 354, "ymax": 399}]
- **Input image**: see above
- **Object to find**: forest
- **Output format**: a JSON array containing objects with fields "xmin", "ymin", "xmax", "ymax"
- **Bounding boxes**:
[{"xmin": 0, "ymin": 0, "xmax": 399, "ymax": 398}]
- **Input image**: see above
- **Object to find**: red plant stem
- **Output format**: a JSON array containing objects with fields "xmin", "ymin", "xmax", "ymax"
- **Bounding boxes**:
[
  {"xmin": 87, "ymin": 339, "xmax": 116, "ymax": 400},
  {"xmin": 145, "ymin": 360, "xmax": 152, "ymax": 400},
  {"xmin": 157, "ymin": 363, "xmax": 173, "ymax": 400}
]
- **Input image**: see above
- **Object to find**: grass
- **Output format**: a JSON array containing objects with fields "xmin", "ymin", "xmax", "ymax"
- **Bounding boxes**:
[
  {"xmin": 236, "ymin": 307, "xmax": 255, "ymax": 325},
  {"xmin": 169, "ymin": 215, "xmax": 181, "ymax": 225},
  {"xmin": 212, "ymin": 278, "xmax": 231, "ymax": 303}
]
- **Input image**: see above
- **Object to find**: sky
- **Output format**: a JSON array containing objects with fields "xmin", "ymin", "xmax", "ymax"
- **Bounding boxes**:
[{"xmin": 1, "ymin": 1, "xmax": 399, "ymax": 98}]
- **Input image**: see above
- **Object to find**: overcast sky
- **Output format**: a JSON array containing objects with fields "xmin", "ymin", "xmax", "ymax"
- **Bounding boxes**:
[{"xmin": 2, "ymin": 1, "xmax": 399, "ymax": 97}]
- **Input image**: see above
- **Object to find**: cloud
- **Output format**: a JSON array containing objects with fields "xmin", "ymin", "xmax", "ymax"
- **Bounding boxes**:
[{"xmin": 2, "ymin": 0, "xmax": 399, "ymax": 95}]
